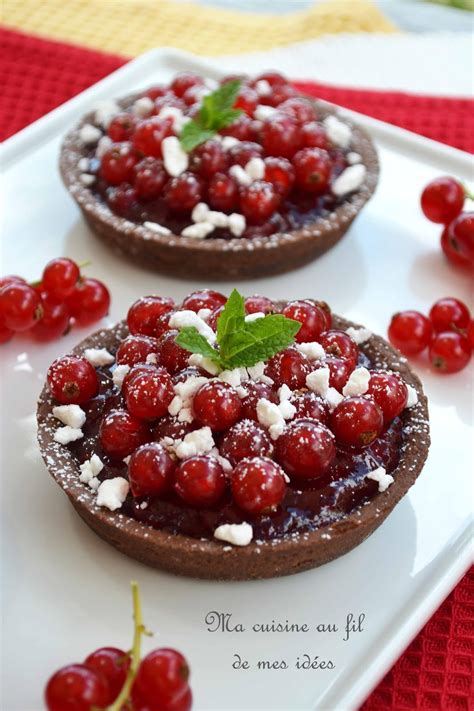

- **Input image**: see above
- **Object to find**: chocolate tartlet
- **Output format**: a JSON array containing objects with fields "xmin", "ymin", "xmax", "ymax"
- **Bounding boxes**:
[
  {"xmin": 59, "ymin": 72, "xmax": 378, "ymax": 280},
  {"xmin": 37, "ymin": 295, "xmax": 429, "ymax": 580}
]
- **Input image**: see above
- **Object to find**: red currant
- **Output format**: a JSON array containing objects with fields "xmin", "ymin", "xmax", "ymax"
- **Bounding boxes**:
[
  {"xmin": 330, "ymin": 397, "xmax": 384, "ymax": 447},
  {"xmin": 220, "ymin": 420, "xmax": 273, "ymax": 465},
  {"xmin": 282, "ymin": 300, "xmax": 327, "ymax": 342},
  {"xmin": 261, "ymin": 115, "xmax": 301, "ymax": 158},
  {"xmin": 245, "ymin": 295, "xmax": 275, "ymax": 314},
  {"xmin": 174, "ymin": 455, "xmax": 226, "ymax": 507},
  {"xmin": 0, "ymin": 274, "xmax": 26, "ymax": 288},
  {"xmin": 220, "ymin": 114, "xmax": 254, "ymax": 141},
  {"xmin": 107, "ymin": 112, "xmax": 138, "ymax": 142},
  {"xmin": 171, "ymin": 72, "xmax": 204, "ymax": 97},
  {"xmin": 154, "ymin": 94, "xmax": 187, "ymax": 114},
  {"xmin": 292, "ymin": 148, "xmax": 331, "ymax": 193},
  {"xmin": 208, "ymin": 172, "xmax": 239, "ymax": 212},
  {"xmin": 0, "ymin": 282, "xmax": 43, "ymax": 331},
  {"xmin": 132, "ymin": 648, "xmax": 190, "ymax": 706},
  {"xmin": 123, "ymin": 365, "xmax": 174, "ymax": 420},
  {"xmin": 254, "ymin": 71, "xmax": 287, "ymax": 87},
  {"xmin": 128, "ymin": 442, "xmax": 175, "ymax": 497},
  {"xmin": 388, "ymin": 310, "xmax": 433, "ymax": 356},
  {"xmin": 429, "ymin": 297, "xmax": 470, "ymax": 333},
  {"xmin": 132, "ymin": 118, "xmax": 174, "ymax": 158},
  {"xmin": 190, "ymin": 140, "xmax": 228, "ymax": 179},
  {"xmin": 319, "ymin": 329, "xmax": 359, "ymax": 364},
  {"xmin": 279, "ymin": 98, "xmax": 317, "ymax": 124},
  {"xmin": 441, "ymin": 223, "xmax": 471, "ymax": 267},
  {"xmin": 239, "ymin": 180, "xmax": 280, "ymax": 224},
  {"xmin": 234, "ymin": 87, "xmax": 259, "ymax": 115},
  {"xmin": 429, "ymin": 332, "xmax": 471, "ymax": 373},
  {"xmin": 133, "ymin": 157, "xmax": 167, "ymax": 200},
  {"xmin": 145, "ymin": 85, "xmax": 168, "ymax": 101},
  {"xmin": 42, "ymin": 258, "xmax": 80, "ymax": 300},
  {"xmin": 153, "ymin": 414, "xmax": 195, "ymax": 443},
  {"xmin": 444, "ymin": 212, "xmax": 474, "ymax": 265},
  {"xmin": 182, "ymin": 289, "xmax": 227, "ymax": 313},
  {"xmin": 48, "ymin": 355, "xmax": 99, "ymax": 404},
  {"xmin": 265, "ymin": 347, "xmax": 311, "ymax": 389},
  {"xmin": 127, "ymin": 295, "xmax": 175, "ymax": 336},
  {"xmin": 158, "ymin": 329, "xmax": 190, "ymax": 374},
  {"xmin": 107, "ymin": 184, "xmax": 138, "ymax": 216},
  {"xmin": 164, "ymin": 172, "xmax": 203, "ymax": 212},
  {"xmin": 290, "ymin": 390, "xmax": 328, "ymax": 424},
  {"xmin": 68, "ymin": 278, "xmax": 110, "ymax": 327},
  {"xmin": 116, "ymin": 334, "xmax": 161, "ymax": 367},
  {"xmin": 99, "ymin": 409, "xmax": 150, "ymax": 459},
  {"xmin": 193, "ymin": 381, "xmax": 241, "ymax": 431},
  {"xmin": 231, "ymin": 456, "xmax": 286, "ymax": 513},
  {"xmin": 421, "ymin": 176, "xmax": 464, "ymax": 224},
  {"xmin": 229, "ymin": 141, "xmax": 263, "ymax": 167},
  {"xmin": 321, "ymin": 356, "xmax": 354, "ymax": 391},
  {"xmin": 84, "ymin": 647, "xmax": 130, "ymax": 702},
  {"xmin": 367, "ymin": 371, "xmax": 408, "ymax": 423},
  {"xmin": 300, "ymin": 122, "xmax": 328, "ymax": 150},
  {"xmin": 100, "ymin": 142, "xmax": 138, "ymax": 185},
  {"xmin": 262, "ymin": 84, "xmax": 296, "ymax": 107},
  {"xmin": 263, "ymin": 157, "xmax": 295, "ymax": 197},
  {"xmin": 30, "ymin": 293, "xmax": 70, "ymax": 342},
  {"xmin": 240, "ymin": 381, "xmax": 278, "ymax": 421},
  {"xmin": 45, "ymin": 664, "xmax": 110, "ymax": 711},
  {"xmin": 276, "ymin": 418, "xmax": 336, "ymax": 480}
]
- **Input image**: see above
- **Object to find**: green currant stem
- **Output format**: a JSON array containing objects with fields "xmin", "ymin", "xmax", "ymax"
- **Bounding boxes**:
[
  {"xmin": 463, "ymin": 184, "xmax": 474, "ymax": 201},
  {"xmin": 105, "ymin": 581, "xmax": 152, "ymax": 711}
]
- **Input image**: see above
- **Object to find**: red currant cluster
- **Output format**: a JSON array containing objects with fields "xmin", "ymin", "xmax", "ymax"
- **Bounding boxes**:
[
  {"xmin": 388, "ymin": 297, "xmax": 473, "ymax": 374},
  {"xmin": 420, "ymin": 176, "xmax": 473, "ymax": 268},
  {"xmin": 45, "ymin": 583, "xmax": 192, "ymax": 711},
  {"xmin": 97, "ymin": 71, "xmax": 343, "ymax": 232},
  {"xmin": 0, "ymin": 258, "xmax": 110, "ymax": 345}
]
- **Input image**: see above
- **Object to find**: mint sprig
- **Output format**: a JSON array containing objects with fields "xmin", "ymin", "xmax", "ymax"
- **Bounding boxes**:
[
  {"xmin": 179, "ymin": 80, "xmax": 243, "ymax": 152},
  {"xmin": 175, "ymin": 289, "xmax": 301, "ymax": 370}
]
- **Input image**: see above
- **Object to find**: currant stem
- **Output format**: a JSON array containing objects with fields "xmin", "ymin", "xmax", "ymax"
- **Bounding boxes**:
[
  {"xmin": 463, "ymin": 183, "xmax": 474, "ymax": 201},
  {"xmin": 105, "ymin": 581, "xmax": 152, "ymax": 711}
]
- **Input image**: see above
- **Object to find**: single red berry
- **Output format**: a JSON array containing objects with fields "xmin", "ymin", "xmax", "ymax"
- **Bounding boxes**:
[
  {"xmin": 132, "ymin": 648, "xmax": 190, "ymax": 706},
  {"xmin": 174, "ymin": 455, "xmax": 226, "ymax": 507},
  {"xmin": 190, "ymin": 140, "xmax": 228, "ymax": 179},
  {"xmin": 123, "ymin": 365, "xmax": 174, "ymax": 420},
  {"xmin": 182, "ymin": 289, "xmax": 227, "ymax": 313},
  {"xmin": 265, "ymin": 347, "xmax": 311, "ymax": 390},
  {"xmin": 292, "ymin": 148, "xmax": 331, "ymax": 193},
  {"xmin": 245, "ymin": 295, "xmax": 275, "ymax": 315},
  {"xmin": 107, "ymin": 112, "xmax": 138, "ymax": 141},
  {"xmin": 208, "ymin": 172, "xmax": 239, "ymax": 212},
  {"xmin": 30, "ymin": 293, "xmax": 70, "ymax": 342},
  {"xmin": 153, "ymin": 414, "xmax": 195, "ymax": 443},
  {"xmin": 276, "ymin": 419, "xmax": 336, "ymax": 480},
  {"xmin": 367, "ymin": 371, "xmax": 408, "ymax": 424},
  {"xmin": 172, "ymin": 366, "xmax": 207, "ymax": 384},
  {"xmin": 231, "ymin": 457, "xmax": 286, "ymax": 513},
  {"xmin": 261, "ymin": 115, "xmax": 301, "ymax": 158},
  {"xmin": 127, "ymin": 295, "xmax": 175, "ymax": 336},
  {"xmin": 100, "ymin": 142, "xmax": 138, "ymax": 185},
  {"xmin": 445, "ymin": 212, "xmax": 474, "ymax": 265},
  {"xmin": 132, "ymin": 118, "xmax": 174, "ymax": 158},
  {"xmin": 229, "ymin": 141, "xmax": 263, "ymax": 168},
  {"xmin": 84, "ymin": 647, "xmax": 130, "ymax": 702},
  {"xmin": 300, "ymin": 122, "xmax": 328, "ymax": 150},
  {"xmin": 133, "ymin": 157, "xmax": 167, "ymax": 200},
  {"xmin": 279, "ymin": 97, "xmax": 317, "ymax": 124},
  {"xmin": 314, "ymin": 300, "xmax": 332, "ymax": 331},
  {"xmin": 193, "ymin": 381, "xmax": 241, "ymax": 431},
  {"xmin": 239, "ymin": 180, "xmax": 280, "ymax": 224},
  {"xmin": 171, "ymin": 72, "xmax": 204, "ymax": 97},
  {"xmin": 45, "ymin": 664, "xmax": 110, "ymax": 711},
  {"xmin": 469, "ymin": 320, "xmax": 474, "ymax": 349},
  {"xmin": 0, "ymin": 321, "xmax": 14, "ymax": 344},
  {"xmin": 42, "ymin": 258, "xmax": 80, "ymax": 300},
  {"xmin": 154, "ymin": 311, "xmax": 174, "ymax": 339},
  {"xmin": 0, "ymin": 282, "xmax": 43, "ymax": 331},
  {"xmin": 321, "ymin": 356, "xmax": 354, "ymax": 391},
  {"xmin": 220, "ymin": 114, "xmax": 254, "ymax": 141},
  {"xmin": 234, "ymin": 87, "xmax": 259, "ymax": 115},
  {"xmin": 47, "ymin": 355, "xmax": 99, "ymax": 404},
  {"xmin": 254, "ymin": 71, "xmax": 287, "ymax": 88},
  {"xmin": 116, "ymin": 334, "xmax": 161, "ymax": 367},
  {"xmin": 99, "ymin": 409, "xmax": 150, "ymax": 459},
  {"xmin": 290, "ymin": 390, "xmax": 328, "ymax": 424},
  {"xmin": 240, "ymin": 381, "xmax": 278, "ymax": 421},
  {"xmin": 68, "ymin": 278, "xmax": 110, "ymax": 327},
  {"xmin": 164, "ymin": 172, "xmax": 203, "ymax": 212},
  {"xmin": 429, "ymin": 297, "xmax": 471, "ymax": 333},
  {"xmin": 0, "ymin": 275, "xmax": 27, "ymax": 289},
  {"xmin": 145, "ymin": 85, "xmax": 168, "ymax": 100},
  {"xmin": 440, "ymin": 223, "xmax": 471, "ymax": 267},
  {"xmin": 330, "ymin": 397, "xmax": 384, "ymax": 447},
  {"xmin": 421, "ymin": 176, "xmax": 465, "ymax": 224},
  {"xmin": 220, "ymin": 420, "xmax": 273, "ymax": 465},
  {"xmin": 429, "ymin": 331, "xmax": 471, "ymax": 373},
  {"xmin": 107, "ymin": 183, "xmax": 138, "ymax": 216},
  {"xmin": 207, "ymin": 306, "xmax": 224, "ymax": 331},
  {"xmin": 128, "ymin": 442, "xmax": 175, "ymax": 497},
  {"xmin": 388, "ymin": 310, "xmax": 433, "ymax": 356},
  {"xmin": 154, "ymin": 94, "xmax": 187, "ymax": 114},
  {"xmin": 263, "ymin": 157, "xmax": 295, "ymax": 198},
  {"xmin": 319, "ymin": 329, "xmax": 359, "ymax": 365},
  {"xmin": 262, "ymin": 84, "xmax": 296, "ymax": 107},
  {"xmin": 281, "ymin": 300, "xmax": 327, "ymax": 342},
  {"xmin": 157, "ymin": 329, "xmax": 190, "ymax": 374}
]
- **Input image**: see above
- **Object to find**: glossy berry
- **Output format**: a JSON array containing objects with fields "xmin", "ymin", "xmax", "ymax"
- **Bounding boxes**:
[
  {"xmin": 0, "ymin": 282, "xmax": 43, "ymax": 331},
  {"xmin": 68, "ymin": 278, "xmax": 110, "ymax": 327},
  {"xmin": 47, "ymin": 355, "xmax": 99, "ymax": 404},
  {"xmin": 133, "ymin": 157, "xmax": 167, "ymax": 200},
  {"xmin": 84, "ymin": 647, "xmax": 130, "ymax": 702},
  {"xmin": 429, "ymin": 332, "xmax": 471, "ymax": 374},
  {"xmin": 421, "ymin": 176, "xmax": 464, "ymax": 224},
  {"xmin": 279, "ymin": 98, "xmax": 317, "ymax": 124},
  {"xmin": 245, "ymin": 295, "xmax": 275, "ymax": 315},
  {"xmin": 261, "ymin": 115, "xmax": 301, "ymax": 158},
  {"xmin": 99, "ymin": 408, "xmax": 150, "ymax": 459},
  {"xmin": 128, "ymin": 442, "xmax": 175, "ymax": 497},
  {"xmin": 208, "ymin": 173, "xmax": 239, "ymax": 212},
  {"xmin": 132, "ymin": 118, "xmax": 174, "ymax": 158},
  {"xmin": 263, "ymin": 157, "xmax": 295, "ymax": 198},
  {"xmin": 231, "ymin": 457, "xmax": 286, "ymax": 513},
  {"xmin": 240, "ymin": 381, "xmax": 278, "ymax": 421},
  {"xmin": 171, "ymin": 72, "xmax": 204, "ymax": 97},
  {"xmin": 234, "ymin": 87, "xmax": 259, "ymax": 115},
  {"xmin": 319, "ymin": 329, "xmax": 359, "ymax": 364},
  {"xmin": 164, "ymin": 172, "xmax": 203, "ymax": 212},
  {"xmin": 282, "ymin": 300, "xmax": 327, "ymax": 342},
  {"xmin": 116, "ymin": 334, "xmax": 161, "ymax": 367},
  {"xmin": 207, "ymin": 306, "xmax": 225, "ymax": 331},
  {"xmin": 0, "ymin": 275, "xmax": 26, "ymax": 289},
  {"xmin": 301, "ymin": 122, "xmax": 328, "ymax": 150},
  {"xmin": 441, "ymin": 223, "xmax": 471, "ymax": 267},
  {"xmin": 100, "ymin": 142, "xmax": 138, "ymax": 185},
  {"xmin": 182, "ymin": 289, "xmax": 227, "ymax": 313},
  {"xmin": 157, "ymin": 329, "xmax": 190, "ymax": 374},
  {"xmin": 107, "ymin": 112, "xmax": 138, "ymax": 142},
  {"xmin": 290, "ymin": 390, "xmax": 328, "ymax": 424},
  {"xmin": 193, "ymin": 381, "xmax": 241, "ymax": 431},
  {"xmin": 107, "ymin": 184, "xmax": 138, "ymax": 216},
  {"xmin": 220, "ymin": 114, "xmax": 254, "ymax": 141},
  {"xmin": 153, "ymin": 414, "xmax": 195, "ymax": 443},
  {"xmin": 42, "ymin": 258, "xmax": 80, "ymax": 300},
  {"xmin": 190, "ymin": 140, "xmax": 228, "ymax": 179},
  {"xmin": 220, "ymin": 420, "xmax": 273, "ymax": 465},
  {"xmin": 174, "ymin": 455, "xmax": 227, "ymax": 507},
  {"xmin": 265, "ymin": 347, "xmax": 311, "ymax": 390},
  {"xmin": 276, "ymin": 419, "xmax": 335, "ymax": 480},
  {"xmin": 239, "ymin": 180, "xmax": 280, "ymax": 224},
  {"xmin": 447, "ymin": 212, "xmax": 474, "ymax": 264},
  {"xmin": 229, "ymin": 140, "xmax": 263, "ymax": 167},
  {"xmin": 330, "ymin": 397, "xmax": 384, "ymax": 447},
  {"xmin": 123, "ymin": 365, "xmax": 174, "ymax": 420},
  {"xmin": 45, "ymin": 664, "xmax": 110, "ymax": 711},
  {"xmin": 132, "ymin": 648, "xmax": 190, "ymax": 706},
  {"xmin": 388, "ymin": 310, "xmax": 433, "ymax": 356},
  {"xmin": 255, "ymin": 71, "xmax": 287, "ymax": 88},
  {"xmin": 145, "ymin": 85, "xmax": 168, "ymax": 100},
  {"xmin": 127, "ymin": 295, "xmax": 175, "ymax": 336},
  {"xmin": 429, "ymin": 297, "xmax": 470, "ymax": 333},
  {"xmin": 293, "ymin": 148, "xmax": 331, "ymax": 193},
  {"xmin": 322, "ymin": 356, "xmax": 354, "ymax": 390},
  {"xmin": 263, "ymin": 84, "xmax": 296, "ymax": 107},
  {"xmin": 30, "ymin": 294, "xmax": 70, "ymax": 342},
  {"xmin": 367, "ymin": 371, "xmax": 408, "ymax": 423}
]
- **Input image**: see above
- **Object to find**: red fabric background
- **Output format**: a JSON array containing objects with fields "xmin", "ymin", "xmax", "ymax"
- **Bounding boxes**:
[{"xmin": 1, "ymin": 25, "xmax": 472, "ymax": 711}]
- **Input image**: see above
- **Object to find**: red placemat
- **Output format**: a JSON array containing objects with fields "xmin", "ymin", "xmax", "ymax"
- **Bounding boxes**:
[{"xmin": 1, "ymin": 25, "xmax": 473, "ymax": 711}]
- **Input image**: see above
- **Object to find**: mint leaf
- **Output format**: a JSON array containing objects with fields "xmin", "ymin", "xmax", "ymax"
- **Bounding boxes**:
[
  {"xmin": 175, "ymin": 327, "xmax": 221, "ymax": 363},
  {"xmin": 179, "ymin": 80, "xmax": 243, "ymax": 152},
  {"xmin": 202, "ymin": 80, "xmax": 241, "ymax": 120},
  {"xmin": 180, "ymin": 123, "xmax": 215, "ymax": 152},
  {"xmin": 216, "ymin": 288, "xmax": 246, "ymax": 344},
  {"xmin": 224, "ymin": 315, "xmax": 301, "ymax": 368}
]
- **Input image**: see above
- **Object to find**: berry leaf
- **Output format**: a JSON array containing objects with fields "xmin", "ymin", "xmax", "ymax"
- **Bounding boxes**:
[
  {"xmin": 179, "ymin": 80, "xmax": 243, "ymax": 152},
  {"xmin": 175, "ymin": 327, "xmax": 221, "ymax": 363},
  {"xmin": 180, "ymin": 123, "xmax": 216, "ymax": 153},
  {"xmin": 216, "ymin": 288, "xmax": 246, "ymax": 344},
  {"xmin": 224, "ymin": 315, "xmax": 301, "ymax": 368}
]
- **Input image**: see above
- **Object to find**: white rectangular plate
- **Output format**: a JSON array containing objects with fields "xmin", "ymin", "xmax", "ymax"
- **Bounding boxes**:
[{"xmin": 1, "ymin": 49, "xmax": 472, "ymax": 711}]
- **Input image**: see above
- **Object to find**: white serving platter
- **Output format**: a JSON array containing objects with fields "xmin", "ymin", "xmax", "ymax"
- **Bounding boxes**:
[{"xmin": 1, "ymin": 49, "xmax": 473, "ymax": 711}]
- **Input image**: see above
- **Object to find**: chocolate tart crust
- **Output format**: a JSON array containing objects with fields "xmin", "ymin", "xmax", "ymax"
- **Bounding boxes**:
[
  {"xmin": 59, "ymin": 97, "xmax": 379, "ymax": 280},
  {"xmin": 37, "ymin": 312, "xmax": 430, "ymax": 581}
]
